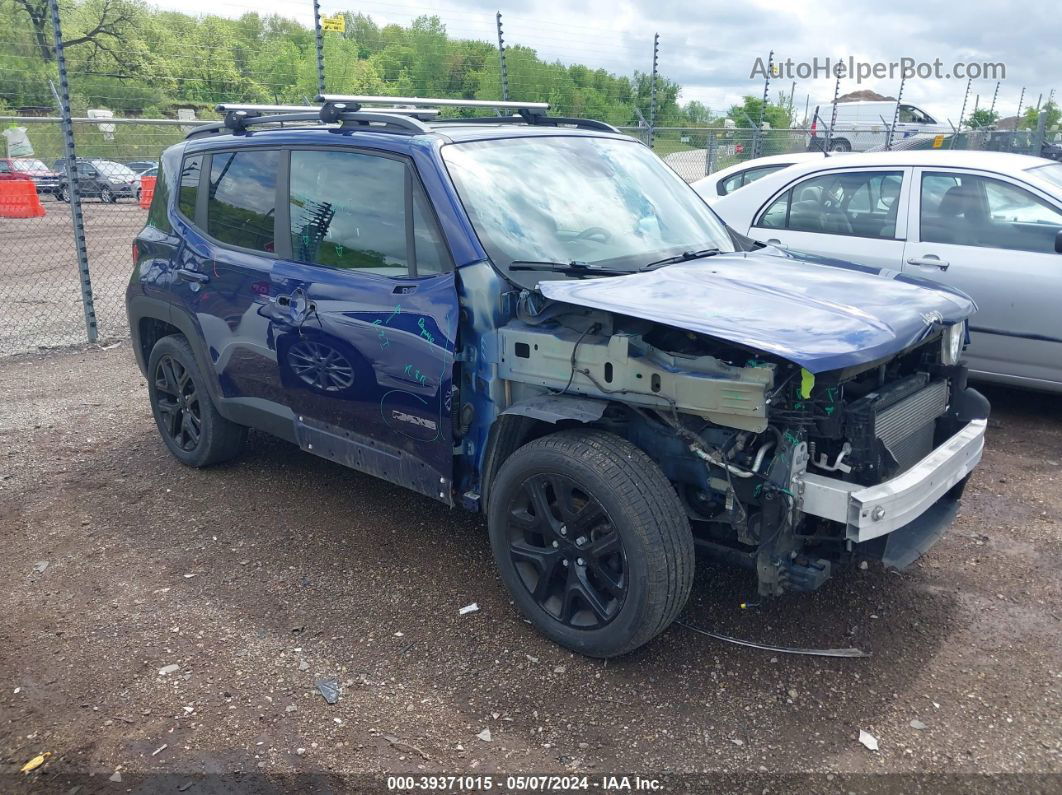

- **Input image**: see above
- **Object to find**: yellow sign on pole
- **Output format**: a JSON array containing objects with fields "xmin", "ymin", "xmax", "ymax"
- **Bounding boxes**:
[{"xmin": 321, "ymin": 13, "xmax": 345, "ymax": 33}]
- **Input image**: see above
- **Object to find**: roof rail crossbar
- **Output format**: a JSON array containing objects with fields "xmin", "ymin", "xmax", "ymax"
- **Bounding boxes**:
[
  {"xmin": 428, "ymin": 113, "xmax": 620, "ymax": 134},
  {"xmin": 192, "ymin": 99, "xmax": 611, "ymax": 140},
  {"xmin": 187, "ymin": 107, "xmax": 432, "ymax": 139},
  {"xmin": 216, "ymin": 103, "xmax": 319, "ymax": 114},
  {"xmin": 214, "ymin": 103, "xmax": 439, "ymax": 119},
  {"xmin": 317, "ymin": 94, "xmax": 550, "ymax": 115}
]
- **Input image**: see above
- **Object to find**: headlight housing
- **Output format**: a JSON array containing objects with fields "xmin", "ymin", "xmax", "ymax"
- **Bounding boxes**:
[{"xmin": 941, "ymin": 322, "xmax": 965, "ymax": 366}]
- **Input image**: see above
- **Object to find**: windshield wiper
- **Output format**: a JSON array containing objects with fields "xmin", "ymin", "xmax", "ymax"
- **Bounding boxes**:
[
  {"xmin": 509, "ymin": 260, "xmax": 629, "ymax": 277},
  {"xmin": 642, "ymin": 248, "xmax": 721, "ymax": 270}
]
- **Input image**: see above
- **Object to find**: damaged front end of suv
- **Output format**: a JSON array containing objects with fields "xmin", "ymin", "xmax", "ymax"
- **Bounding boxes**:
[
  {"xmin": 494, "ymin": 270, "xmax": 986, "ymax": 597},
  {"xmin": 443, "ymin": 132, "xmax": 987, "ymax": 606}
]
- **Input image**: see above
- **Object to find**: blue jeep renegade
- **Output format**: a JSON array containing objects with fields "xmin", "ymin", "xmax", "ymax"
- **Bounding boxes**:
[{"xmin": 128, "ymin": 96, "xmax": 989, "ymax": 657}]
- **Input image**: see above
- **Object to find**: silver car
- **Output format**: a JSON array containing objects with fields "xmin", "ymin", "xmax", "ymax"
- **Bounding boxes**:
[{"xmin": 710, "ymin": 150, "xmax": 1062, "ymax": 393}]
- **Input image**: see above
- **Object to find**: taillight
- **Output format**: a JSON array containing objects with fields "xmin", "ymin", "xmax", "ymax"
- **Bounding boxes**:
[
  {"xmin": 810, "ymin": 119, "xmax": 817, "ymax": 136},
  {"xmin": 132, "ymin": 241, "xmax": 139, "ymax": 265}
]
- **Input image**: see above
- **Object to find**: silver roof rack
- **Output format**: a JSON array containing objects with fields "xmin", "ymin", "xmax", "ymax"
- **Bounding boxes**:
[
  {"xmin": 187, "ymin": 96, "xmax": 616, "ymax": 139},
  {"xmin": 316, "ymin": 95, "xmax": 550, "ymax": 113},
  {"xmin": 215, "ymin": 103, "xmax": 439, "ymax": 118}
]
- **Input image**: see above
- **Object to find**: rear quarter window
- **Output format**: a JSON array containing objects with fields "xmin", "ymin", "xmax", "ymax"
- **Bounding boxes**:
[
  {"xmin": 177, "ymin": 154, "xmax": 202, "ymax": 220},
  {"xmin": 146, "ymin": 162, "xmax": 172, "ymax": 233}
]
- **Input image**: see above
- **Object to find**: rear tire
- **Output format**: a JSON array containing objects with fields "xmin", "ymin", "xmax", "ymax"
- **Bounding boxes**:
[
  {"xmin": 147, "ymin": 335, "xmax": 246, "ymax": 467},
  {"xmin": 487, "ymin": 430, "xmax": 694, "ymax": 658},
  {"xmin": 830, "ymin": 138, "xmax": 852, "ymax": 152},
  {"xmin": 100, "ymin": 186, "xmax": 115, "ymax": 203}
]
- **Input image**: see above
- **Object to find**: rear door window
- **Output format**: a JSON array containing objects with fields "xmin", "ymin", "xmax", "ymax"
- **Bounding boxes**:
[{"xmin": 206, "ymin": 150, "xmax": 280, "ymax": 253}]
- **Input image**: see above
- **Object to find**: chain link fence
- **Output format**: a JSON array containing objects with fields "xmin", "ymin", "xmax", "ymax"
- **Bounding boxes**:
[
  {"xmin": 2, "ymin": 1, "xmax": 1059, "ymax": 355},
  {"xmin": 1, "ymin": 117, "xmax": 191, "ymax": 354},
  {"xmin": 632, "ymin": 126, "xmax": 1057, "ymax": 183}
]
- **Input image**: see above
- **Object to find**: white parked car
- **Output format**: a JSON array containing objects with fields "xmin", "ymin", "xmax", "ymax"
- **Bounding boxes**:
[
  {"xmin": 711, "ymin": 150, "xmax": 1062, "ymax": 392},
  {"xmin": 691, "ymin": 152, "xmax": 827, "ymax": 201},
  {"xmin": 809, "ymin": 101, "xmax": 952, "ymax": 152}
]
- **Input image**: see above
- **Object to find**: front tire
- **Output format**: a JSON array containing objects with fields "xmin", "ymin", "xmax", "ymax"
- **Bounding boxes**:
[
  {"xmin": 487, "ymin": 430, "xmax": 694, "ymax": 657},
  {"xmin": 830, "ymin": 138, "xmax": 852, "ymax": 152},
  {"xmin": 147, "ymin": 335, "xmax": 246, "ymax": 467}
]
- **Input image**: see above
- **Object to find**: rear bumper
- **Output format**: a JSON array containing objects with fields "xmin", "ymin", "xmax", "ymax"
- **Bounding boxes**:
[{"xmin": 799, "ymin": 418, "xmax": 986, "ymax": 543}]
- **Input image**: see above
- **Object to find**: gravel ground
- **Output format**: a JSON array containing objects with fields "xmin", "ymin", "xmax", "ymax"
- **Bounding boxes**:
[{"xmin": 0, "ymin": 344, "xmax": 1059, "ymax": 793}]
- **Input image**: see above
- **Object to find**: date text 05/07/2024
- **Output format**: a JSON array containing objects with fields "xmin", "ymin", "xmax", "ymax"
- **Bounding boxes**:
[{"xmin": 386, "ymin": 775, "xmax": 664, "ymax": 791}]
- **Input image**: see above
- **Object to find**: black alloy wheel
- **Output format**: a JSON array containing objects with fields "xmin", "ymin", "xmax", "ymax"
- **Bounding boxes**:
[
  {"xmin": 146, "ymin": 334, "xmax": 245, "ymax": 467},
  {"xmin": 505, "ymin": 472, "xmax": 627, "ymax": 628},
  {"xmin": 487, "ymin": 430, "xmax": 694, "ymax": 657},
  {"xmin": 153, "ymin": 353, "xmax": 202, "ymax": 452}
]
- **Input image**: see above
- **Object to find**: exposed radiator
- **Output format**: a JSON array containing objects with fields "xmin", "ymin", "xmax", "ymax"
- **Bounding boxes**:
[{"xmin": 875, "ymin": 380, "xmax": 948, "ymax": 471}]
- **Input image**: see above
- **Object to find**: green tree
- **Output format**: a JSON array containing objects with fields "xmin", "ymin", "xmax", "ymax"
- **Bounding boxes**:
[
  {"xmin": 342, "ymin": 12, "xmax": 381, "ymax": 58},
  {"xmin": 682, "ymin": 100, "xmax": 713, "ymax": 125},
  {"xmin": 965, "ymin": 108, "xmax": 1000, "ymax": 128},
  {"xmin": 8, "ymin": 0, "xmax": 139, "ymax": 63},
  {"xmin": 1019, "ymin": 100, "xmax": 1060, "ymax": 131},
  {"xmin": 2, "ymin": 1, "xmax": 687, "ymax": 126},
  {"xmin": 726, "ymin": 95, "xmax": 792, "ymax": 129}
]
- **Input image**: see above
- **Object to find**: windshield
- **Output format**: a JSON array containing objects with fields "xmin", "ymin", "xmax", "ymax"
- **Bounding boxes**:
[
  {"xmin": 13, "ymin": 158, "xmax": 49, "ymax": 173},
  {"xmin": 91, "ymin": 160, "xmax": 136, "ymax": 179},
  {"xmin": 441, "ymin": 135, "xmax": 735, "ymax": 280},
  {"xmin": 1028, "ymin": 163, "xmax": 1062, "ymax": 191}
]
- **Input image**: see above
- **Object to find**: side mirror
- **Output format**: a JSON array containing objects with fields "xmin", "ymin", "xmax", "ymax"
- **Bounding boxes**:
[{"xmin": 1056, "ymin": 229, "xmax": 1062, "ymax": 254}]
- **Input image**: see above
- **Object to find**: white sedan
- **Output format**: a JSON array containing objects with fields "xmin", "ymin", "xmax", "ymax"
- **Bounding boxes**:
[
  {"xmin": 691, "ymin": 152, "xmax": 828, "ymax": 201},
  {"xmin": 710, "ymin": 150, "xmax": 1062, "ymax": 392}
]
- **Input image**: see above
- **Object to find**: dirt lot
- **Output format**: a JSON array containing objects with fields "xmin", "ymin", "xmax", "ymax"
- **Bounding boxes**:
[
  {"xmin": 0, "ymin": 344, "xmax": 1059, "ymax": 792},
  {"xmin": 0, "ymin": 196, "xmax": 142, "ymax": 355}
]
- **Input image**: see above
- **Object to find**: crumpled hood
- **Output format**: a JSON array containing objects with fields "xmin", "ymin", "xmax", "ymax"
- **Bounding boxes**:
[{"xmin": 537, "ymin": 250, "xmax": 976, "ymax": 373}]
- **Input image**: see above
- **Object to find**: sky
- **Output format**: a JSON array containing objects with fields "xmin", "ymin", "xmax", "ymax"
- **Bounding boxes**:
[{"xmin": 162, "ymin": 0, "xmax": 1060, "ymax": 125}]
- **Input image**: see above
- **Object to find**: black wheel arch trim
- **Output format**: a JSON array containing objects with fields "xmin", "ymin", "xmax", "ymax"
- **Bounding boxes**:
[
  {"xmin": 481, "ymin": 396, "xmax": 613, "ymax": 512},
  {"xmin": 500, "ymin": 394, "xmax": 609, "ymax": 425},
  {"xmin": 128, "ymin": 295, "xmax": 298, "ymax": 444}
]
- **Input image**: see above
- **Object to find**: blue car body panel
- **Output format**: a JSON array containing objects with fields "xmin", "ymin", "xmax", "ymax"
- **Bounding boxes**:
[{"xmin": 538, "ymin": 251, "xmax": 976, "ymax": 374}]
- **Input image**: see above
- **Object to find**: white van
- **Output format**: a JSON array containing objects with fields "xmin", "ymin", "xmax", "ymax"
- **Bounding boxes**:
[{"xmin": 809, "ymin": 100, "xmax": 951, "ymax": 152}]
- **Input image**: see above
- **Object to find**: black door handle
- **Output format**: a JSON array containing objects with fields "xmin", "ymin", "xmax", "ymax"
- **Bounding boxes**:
[{"xmin": 177, "ymin": 268, "xmax": 209, "ymax": 284}]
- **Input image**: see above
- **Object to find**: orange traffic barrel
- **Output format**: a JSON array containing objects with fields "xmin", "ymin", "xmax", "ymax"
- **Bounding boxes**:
[
  {"xmin": 139, "ymin": 176, "xmax": 157, "ymax": 209},
  {"xmin": 0, "ymin": 179, "xmax": 46, "ymax": 218}
]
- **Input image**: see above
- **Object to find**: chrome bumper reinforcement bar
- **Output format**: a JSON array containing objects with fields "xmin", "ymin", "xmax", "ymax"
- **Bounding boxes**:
[{"xmin": 800, "ymin": 419, "xmax": 987, "ymax": 542}]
